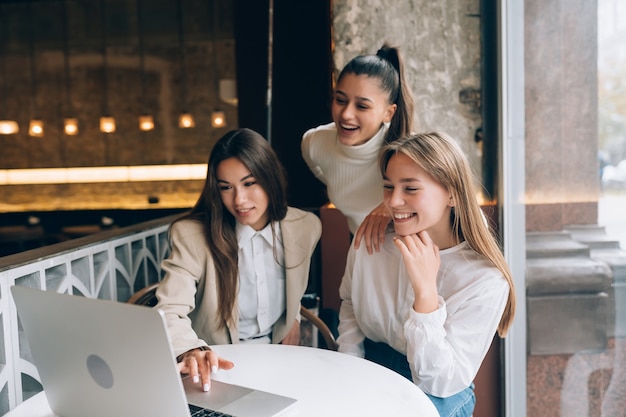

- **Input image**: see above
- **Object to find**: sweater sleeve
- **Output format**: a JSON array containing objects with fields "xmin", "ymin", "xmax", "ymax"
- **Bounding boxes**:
[
  {"xmin": 301, "ymin": 126, "xmax": 327, "ymax": 184},
  {"xmin": 155, "ymin": 221, "xmax": 211, "ymax": 357}
]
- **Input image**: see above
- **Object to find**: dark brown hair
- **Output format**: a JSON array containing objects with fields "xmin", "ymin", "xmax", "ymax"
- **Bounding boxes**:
[
  {"xmin": 338, "ymin": 42, "xmax": 415, "ymax": 142},
  {"xmin": 174, "ymin": 128, "xmax": 288, "ymax": 327}
]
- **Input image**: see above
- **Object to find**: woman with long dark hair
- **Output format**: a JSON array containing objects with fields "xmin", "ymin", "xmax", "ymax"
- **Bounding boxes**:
[{"xmin": 156, "ymin": 128, "xmax": 321, "ymax": 392}]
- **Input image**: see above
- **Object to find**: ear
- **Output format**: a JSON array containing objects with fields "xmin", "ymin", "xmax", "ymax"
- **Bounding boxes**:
[
  {"xmin": 383, "ymin": 103, "xmax": 397, "ymax": 124},
  {"xmin": 448, "ymin": 194, "xmax": 455, "ymax": 207}
]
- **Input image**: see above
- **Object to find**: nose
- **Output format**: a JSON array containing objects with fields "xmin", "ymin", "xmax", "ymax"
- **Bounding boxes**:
[
  {"xmin": 386, "ymin": 187, "xmax": 404, "ymax": 208},
  {"xmin": 340, "ymin": 103, "xmax": 355, "ymax": 120},
  {"xmin": 234, "ymin": 187, "xmax": 247, "ymax": 205}
]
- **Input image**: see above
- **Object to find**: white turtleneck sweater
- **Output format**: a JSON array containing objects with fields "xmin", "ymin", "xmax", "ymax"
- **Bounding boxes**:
[{"xmin": 301, "ymin": 122, "xmax": 388, "ymax": 233}]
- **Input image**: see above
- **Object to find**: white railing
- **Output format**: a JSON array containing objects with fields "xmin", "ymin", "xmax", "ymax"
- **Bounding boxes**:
[{"xmin": 0, "ymin": 214, "xmax": 179, "ymax": 414}]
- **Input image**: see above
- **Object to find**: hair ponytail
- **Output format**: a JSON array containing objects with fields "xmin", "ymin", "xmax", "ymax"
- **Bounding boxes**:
[
  {"xmin": 376, "ymin": 44, "xmax": 415, "ymax": 142},
  {"xmin": 340, "ymin": 43, "xmax": 415, "ymax": 143}
]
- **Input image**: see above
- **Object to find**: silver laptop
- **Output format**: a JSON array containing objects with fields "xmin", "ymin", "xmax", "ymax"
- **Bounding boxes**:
[{"xmin": 10, "ymin": 285, "xmax": 297, "ymax": 417}]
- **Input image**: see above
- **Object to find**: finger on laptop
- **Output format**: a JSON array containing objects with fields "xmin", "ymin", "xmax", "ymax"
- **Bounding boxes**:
[
  {"xmin": 177, "ymin": 355, "xmax": 201, "ymax": 384},
  {"xmin": 217, "ymin": 356, "xmax": 235, "ymax": 371},
  {"xmin": 196, "ymin": 355, "xmax": 212, "ymax": 392}
]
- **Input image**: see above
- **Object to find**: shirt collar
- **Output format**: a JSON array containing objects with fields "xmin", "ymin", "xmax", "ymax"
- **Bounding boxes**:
[{"xmin": 236, "ymin": 221, "xmax": 279, "ymax": 248}]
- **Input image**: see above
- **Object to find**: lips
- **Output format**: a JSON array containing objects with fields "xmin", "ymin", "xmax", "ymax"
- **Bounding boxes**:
[
  {"xmin": 393, "ymin": 212, "xmax": 416, "ymax": 222},
  {"xmin": 340, "ymin": 123, "xmax": 358, "ymax": 131},
  {"xmin": 337, "ymin": 122, "xmax": 359, "ymax": 136}
]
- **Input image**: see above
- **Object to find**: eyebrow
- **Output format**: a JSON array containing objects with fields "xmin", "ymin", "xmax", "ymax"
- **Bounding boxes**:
[
  {"xmin": 217, "ymin": 173, "xmax": 254, "ymax": 184},
  {"xmin": 383, "ymin": 175, "xmax": 421, "ymax": 183},
  {"xmin": 335, "ymin": 90, "xmax": 374, "ymax": 104}
]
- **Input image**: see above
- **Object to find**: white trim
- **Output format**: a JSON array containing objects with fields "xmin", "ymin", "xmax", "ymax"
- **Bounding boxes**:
[
  {"xmin": 0, "ymin": 220, "xmax": 172, "ymax": 411},
  {"xmin": 0, "ymin": 164, "xmax": 207, "ymax": 185},
  {"xmin": 500, "ymin": 1, "xmax": 527, "ymax": 416}
]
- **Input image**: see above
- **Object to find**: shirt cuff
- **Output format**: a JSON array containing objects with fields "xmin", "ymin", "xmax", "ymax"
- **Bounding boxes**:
[
  {"xmin": 176, "ymin": 345, "xmax": 211, "ymax": 363},
  {"xmin": 407, "ymin": 296, "xmax": 446, "ymax": 326}
]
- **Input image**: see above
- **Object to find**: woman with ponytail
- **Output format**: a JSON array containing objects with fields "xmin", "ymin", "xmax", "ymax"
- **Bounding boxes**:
[{"xmin": 301, "ymin": 42, "xmax": 415, "ymax": 251}]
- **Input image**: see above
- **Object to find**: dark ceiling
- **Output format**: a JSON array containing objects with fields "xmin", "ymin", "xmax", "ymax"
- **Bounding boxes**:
[{"xmin": 0, "ymin": 0, "xmax": 234, "ymax": 52}]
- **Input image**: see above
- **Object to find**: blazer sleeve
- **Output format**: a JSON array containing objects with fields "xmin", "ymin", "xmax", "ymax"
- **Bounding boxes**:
[{"xmin": 155, "ymin": 220, "xmax": 211, "ymax": 356}]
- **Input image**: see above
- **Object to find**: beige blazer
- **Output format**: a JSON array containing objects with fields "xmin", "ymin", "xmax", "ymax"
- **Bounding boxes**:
[{"xmin": 155, "ymin": 207, "xmax": 322, "ymax": 357}]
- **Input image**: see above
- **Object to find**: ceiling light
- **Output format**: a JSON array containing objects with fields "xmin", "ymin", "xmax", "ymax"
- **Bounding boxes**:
[
  {"xmin": 211, "ymin": 110, "xmax": 226, "ymax": 128},
  {"xmin": 0, "ymin": 120, "xmax": 19, "ymax": 135},
  {"xmin": 178, "ymin": 113, "xmax": 195, "ymax": 128},
  {"xmin": 139, "ymin": 115, "xmax": 155, "ymax": 131},
  {"xmin": 100, "ymin": 116, "xmax": 116, "ymax": 133},
  {"xmin": 28, "ymin": 119, "xmax": 44, "ymax": 137},
  {"xmin": 64, "ymin": 118, "xmax": 78, "ymax": 135}
]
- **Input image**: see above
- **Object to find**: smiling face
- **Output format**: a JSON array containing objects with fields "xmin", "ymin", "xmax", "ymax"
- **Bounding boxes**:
[
  {"xmin": 216, "ymin": 157, "xmax": 270, "ymax": 231},
  {"xmin": 331, "ymin": 73, "xmax": 397, "ymax": 146},
  {"xmin": 383, "ymin": 152, "xmax": 454, "ymax": 243}
]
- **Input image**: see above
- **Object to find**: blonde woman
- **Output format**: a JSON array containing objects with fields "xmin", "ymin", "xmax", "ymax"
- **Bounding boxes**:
[{"xmin": 337, "ymin": 132, "xmax": 516, "ymax": 417}]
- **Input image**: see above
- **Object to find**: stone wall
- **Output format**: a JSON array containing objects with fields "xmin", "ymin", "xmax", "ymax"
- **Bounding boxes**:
[
  {"xmin": 332, "ymin": 0, "xmax": 483, "ymax": 170},
  {"xmin": 524, "ymin": 0, "xmax": 600, "ymax": 231}
]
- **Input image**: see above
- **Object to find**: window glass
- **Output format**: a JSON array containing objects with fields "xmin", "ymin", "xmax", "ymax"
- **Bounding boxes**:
[{"xmin": 524, "ymin": 1, "xmax": 626, "ymax": 415}]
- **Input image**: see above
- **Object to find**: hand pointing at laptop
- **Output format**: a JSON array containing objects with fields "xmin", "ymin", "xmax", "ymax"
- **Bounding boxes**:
[{"xmin": 177, "ymin": 347, "xmax": 235, "ymax": 392}]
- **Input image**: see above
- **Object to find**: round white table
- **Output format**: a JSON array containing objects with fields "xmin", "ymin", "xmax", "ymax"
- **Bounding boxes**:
[
  {"xmin": 5, "ymin": 344, "xmax": 440, "ymax": 417},
  {"xmin": 209, "ymin": 344, "xmax": 439, "ymax": 416}
]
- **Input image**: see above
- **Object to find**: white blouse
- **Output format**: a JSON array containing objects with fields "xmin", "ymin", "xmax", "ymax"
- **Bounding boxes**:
[
  {"xmin": 236, "ymin": 222, "xmax": 285, "ymax": 341},
  {"xmin": 337, "ymin": 233, "xmax": 509, "ymax": 397}
]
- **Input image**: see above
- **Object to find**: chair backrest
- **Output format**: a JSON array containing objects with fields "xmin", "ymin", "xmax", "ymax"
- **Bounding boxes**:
[
  {"xmin": 127, "ymin": 283, "xmax": 160, "ymax": 307},
  {"xmin": 319, "ymin": 204, "xmax": 351, "ymax": 313},
  {"xmin": 299, "ymin": 305, "xmax": 338, "ymax": 351},
  {"xmin": 128, "ymin": 284, "xmax": 338, "ymax": 351}
]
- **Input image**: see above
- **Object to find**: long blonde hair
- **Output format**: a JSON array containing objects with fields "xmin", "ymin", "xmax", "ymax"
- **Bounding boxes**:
[{"xmin": 380, "ymin": 132, "xmax": 516, "ymax": 337}]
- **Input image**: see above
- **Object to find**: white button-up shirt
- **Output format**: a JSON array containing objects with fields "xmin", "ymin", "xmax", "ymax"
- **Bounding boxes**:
[
  {"xmin": 338, "ymin": 236, "xmax": 509, "ymax": 397},
  {"xmin": 236, "ymin": 222, "xmax": 286, "ymax": 341}
]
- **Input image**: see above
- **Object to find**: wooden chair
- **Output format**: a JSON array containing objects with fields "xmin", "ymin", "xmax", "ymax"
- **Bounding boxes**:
[
  {"xmin": 127, "ymin": 283, "xmax": 160, "ymax": 307},
  {"xmin": 299, "ymin": 304, "xmax": 338, "ymax": 351},
  {"xmin": 128, "ymin": 283, "xmax": 338, "ymax": 351}
]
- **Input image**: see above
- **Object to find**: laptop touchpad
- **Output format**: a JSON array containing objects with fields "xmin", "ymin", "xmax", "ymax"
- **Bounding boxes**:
[
  {"xmin": 220, "ymin": 390, "xmax": 297, "ymax": 416},
  {"xmin": 184, "ymin": 377, "xmax": 252, "ymax": 410}
]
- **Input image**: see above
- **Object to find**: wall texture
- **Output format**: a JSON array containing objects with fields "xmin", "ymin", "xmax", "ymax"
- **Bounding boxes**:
[
  {"xmin": 524, "ymin": 0, "xmax": 599, "ymax": 231},
  {"xmin": 332, "ymin": 0, "xmax": 484, "ymax": 171},
  {"xmin": 2, "ymin": 0, "xmax": 487, "ymax": 213},
  {"xmin": 0, "ymin": 0, "xmax": 235, "ymax": 212}
]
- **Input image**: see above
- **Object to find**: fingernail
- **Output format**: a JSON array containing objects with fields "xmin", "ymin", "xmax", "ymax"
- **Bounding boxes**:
[
  {"xmin": 211, "ymin": 365, "xmax": 218, "ymax": 374},
  {"xmin": 193, "ymin": 375, "xmax": 200, "ymax": 384},
  {"xmin": 203, "ymin": 383, "xmax": 211, "ymax": 392}
]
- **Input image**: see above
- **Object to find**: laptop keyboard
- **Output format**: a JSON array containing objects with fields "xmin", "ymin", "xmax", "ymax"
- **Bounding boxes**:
[{"xmin": 188, "ymin": 403, "xmax": 235, "ymax": 417}]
